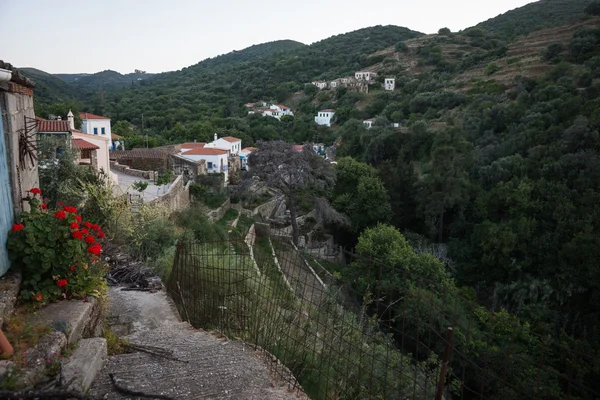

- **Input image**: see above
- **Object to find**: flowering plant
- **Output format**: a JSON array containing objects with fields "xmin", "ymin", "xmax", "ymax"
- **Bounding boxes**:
[{"xmin": 7, "ymin": 189, "xmax": 108, "ymax": 302}]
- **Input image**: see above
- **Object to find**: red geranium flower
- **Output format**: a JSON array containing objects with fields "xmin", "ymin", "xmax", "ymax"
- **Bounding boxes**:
[
  {"xmin": 11, "ymin": 223, "xmax": 24, "ymax": 231},
  {"xmin": 63, "ymin": 206, "xmax": 77, "ymax": 213},
  {"xmin": 91, "ymin": 224, "xmax": 101, "ymax": 231},
  {"xmin": 40, "ymin": 203, "xmax": 48, "ymax": 210},
  {"xmin": 70, "ymin": 222, "xmax": 79, "ymax": 229},
  {"xmin": 75, "ymin": 215, "xmax": 82, "ymax": 222},
  {"xmin": 71, "ymin": 230, "xmax": 84, "ymax": 240},
  {"xmin": 97, "ymin": 231, "xmax": 106, "ymax": 239},
  {"xmin": 57, "ymin": 279, "xmax": 68, "ymax": 287},
  {"xmin": 70, "ymin": 265, "xmax": 76, "ymax": 271},
  {"xmin": 29, "ymin": 188, "xmax": 42, "ymax": 195},
  {"xmin": 83, "ymin": 221, "xmax": 92, "ymax": 229},
  {"xmin": 87, "ymin": 243, "xmax": 102, "ymax": 255},
  {"xmin": 54, "ymin": 211, "xmax": 67, "ymax": 219},
  {"xmin": 85, "ymin": 236, "xmax": 95, "ymax": 244},
  {"xmin": 81, "ymin": 228, "xmax": 89, "ymax": 235},
  {"xmin": 31, "ymin": 293, "xmax": 43, "ymax": 301}
]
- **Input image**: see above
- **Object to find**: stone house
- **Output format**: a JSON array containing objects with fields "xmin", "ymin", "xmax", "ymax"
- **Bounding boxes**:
[
  {"xmin": 355, "ymin": 71, "xmax": 377, "ymax": 81},
  {"xmin": 109, "ymin": 148, "xmax": 172, "ymax": 171},
  {"xmin": 0, "ymin": 61, "xmax": 40, "ymax": 276}
]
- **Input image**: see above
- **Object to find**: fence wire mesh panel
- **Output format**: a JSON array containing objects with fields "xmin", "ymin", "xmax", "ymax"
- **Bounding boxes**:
[{"xmin": 167, "ymin": 228, "xmax": 600, "ymax": 400}]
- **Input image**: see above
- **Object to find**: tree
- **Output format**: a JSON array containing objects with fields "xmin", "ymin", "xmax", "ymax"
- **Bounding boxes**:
[
  {"xmin": 248, "ymin": 141, "xmax": 345, "ymax": 244},
  {"xmin": 416, "ymin": 128, "xmax": 472, "ymax": 242},
  {"xmin": 438, "ymin": 27, "xmax": 451, "ymax": 35},
  {"xmin": 132, "ymin": 180, "xmax": 149, "ymax": 193},
  {"xmin": 332, "ymin": 158, "xmax": 391, "ymax": 233},
  {"xmin": 584, "ymin": 1, "xmax": 600, "ymax": 15}
]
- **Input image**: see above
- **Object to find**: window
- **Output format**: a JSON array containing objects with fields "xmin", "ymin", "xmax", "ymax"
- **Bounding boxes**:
[
  {"xmin": 93, "ymin": 127, "xmax": 98, "ymax": 135},
  {"xmin": 207, "ymin": 162, "xmax": 213, "ymax": 169},
  {"xmin": 101, "ymin": 127, "xmax": 105, "ymax": 135}
]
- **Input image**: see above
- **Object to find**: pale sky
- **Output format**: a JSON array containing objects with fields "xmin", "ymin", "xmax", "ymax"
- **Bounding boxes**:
[{"xmin": 0, "ymin": 0, "xmax": 536, "ymax": 74}]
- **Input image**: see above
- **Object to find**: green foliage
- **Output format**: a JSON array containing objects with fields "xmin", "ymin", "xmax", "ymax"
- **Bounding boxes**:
[
  {"xmin": 131, "ymin": 180, "xmax": 148, "ymax": 193},
  {"xmin": 484, "ymin": 62, "xmax": 500, "ymax": 75},
  {"xmin": 174, "ymin": 206, "xmax": 228, "ymax": 243},
  {"xmin": 7, "ymin": 194, "xmax": 107, "ymax": 302},
  {"xmin": 476, "ymin": 0, "xmax": 589, "ymax": 39},
  {"xmin": 584, "ymin": 0, "xmax": 600, "ymax": 15}
]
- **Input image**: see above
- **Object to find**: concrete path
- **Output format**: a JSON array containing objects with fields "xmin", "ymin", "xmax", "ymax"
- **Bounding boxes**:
[
  {"xmin": 112, "ymin": 169, "xmax": 167, "ymax": 202},
  {"xmin": 90, "ymin": 287, "xmax": 302, "ymax": 399}
]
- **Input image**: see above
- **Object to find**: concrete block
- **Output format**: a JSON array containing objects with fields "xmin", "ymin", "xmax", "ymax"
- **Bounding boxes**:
[
  {"xmin": 62, "ymin": 338, "xmax": 107, "ymax": 392},
  {"xmin": 28, "ymin": 298, "xmax": 97, "ymax": 344}
]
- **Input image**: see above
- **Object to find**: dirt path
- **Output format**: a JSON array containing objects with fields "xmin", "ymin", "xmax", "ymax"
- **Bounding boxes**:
[
  {"xmin": 273, "ymin": 244, "xmax": 326, "ymax": 307},
  {"xmin": 90, "ymin": 287, "xmax": 304, "ymax": 399}
]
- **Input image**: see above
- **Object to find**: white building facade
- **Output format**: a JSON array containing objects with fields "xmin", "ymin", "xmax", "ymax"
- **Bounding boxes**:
[
  {"xmin": 384, "ymin": 78, "xmax": 396, "ymax": 91},
  {"xmin": 355, "ymin": 71, "xmax": 377, "ymax": 81},
  {"xmin": 363, "ymin": 119, "xmax": 375, "ymax": 129},
  {"xmin": 315, "ymin": 109, "xmax": 335, "ymax": 127},
  {"xmin": 79, "ymin": 112, "xmax": 114, "ymax": 148},
  {"xmin": 180, "ymin": 148, "xmax": 229, "ymax": 183},
  {"xmin": 205, "ymin": 134, "xmax": 242, "ymax": 155},
  {"xmin": 312, "ymin": 81, "xmax": 328, "ymax": 90}
]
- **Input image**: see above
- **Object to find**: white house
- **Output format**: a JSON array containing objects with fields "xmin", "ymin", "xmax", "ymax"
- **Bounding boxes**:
[
  {"xmin": 363, "ymin": 119, "xmax": 375, "ymax": 129},
  {"xmin": 180, "ymin": 147, "xmax": 229, "ymax": 183},
  {"xmin": 311, "ymin": 81, "xmax": 327, "ymax": 90},
  {"xmin": 270, "ymin": 104, "xmax": 294, "ymax": 118},
  {"xmin": 78, "ymin": 112, "xmax": 115, "ymax": 148},
  {"xmin": 384, "ymin": 78, "xmax": 396, "ymax": 91},
  {"xmin": 71, "ymin": 130, "xmax": 117, "ymax": 183},
  {"xmin": 315, "ymin": 109, "xmax": 335, "ymax": 127},
  {"xmin": 330, "ymin": 80, "xmax": 339, "ymax": 88},
  {"xmin": 355, "ymin": 71, "xmax": 377, "ymax": 81},
  {"xmin": 204, "ymin": 134, "xmax": 242, "ymax": 155}
]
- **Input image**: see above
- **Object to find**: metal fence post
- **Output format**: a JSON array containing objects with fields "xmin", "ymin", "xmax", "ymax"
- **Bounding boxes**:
[{"xmin": 435, "ymin": 327, "xmax": 454, "ymax": 400}]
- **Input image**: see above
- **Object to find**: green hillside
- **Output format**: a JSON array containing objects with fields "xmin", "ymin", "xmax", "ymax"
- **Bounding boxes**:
[
  {"xmin": 476, "ymin": 0, "xmax": 592, "ymax": 38},
  {"xmin": 19, "ymin": 67, "xmax": 84, "ymax": 109},
  {"xmin": 55, "ymin": 69, "xmax": 155, "ymax": 89}
]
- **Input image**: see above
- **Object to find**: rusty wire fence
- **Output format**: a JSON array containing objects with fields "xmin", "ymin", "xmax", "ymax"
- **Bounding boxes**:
[{"xmin": 167, "ymin": 228, "xmax": 599, "ymax": 400}]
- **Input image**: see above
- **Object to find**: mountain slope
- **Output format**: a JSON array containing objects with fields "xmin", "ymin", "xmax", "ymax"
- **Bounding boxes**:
[
  {"xmin": 19, "ymin": 67, "xmax": 83, "ymax": 107},
  {"xmin": 55, "ymin": 70, "xmax": 155, "ymax": 89},
  {"xmin": 475, "ymin": 0, "xmax": 592, "ymax": 38}
]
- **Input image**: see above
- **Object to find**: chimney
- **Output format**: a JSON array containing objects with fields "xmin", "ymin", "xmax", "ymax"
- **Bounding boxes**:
[
  {"xmin": 214, "ymin": 133, "xmax": 218, "ymax": 141},
  {"xmin": 67, "ymin": 109, "xmax": 75, "ymax": 130}
]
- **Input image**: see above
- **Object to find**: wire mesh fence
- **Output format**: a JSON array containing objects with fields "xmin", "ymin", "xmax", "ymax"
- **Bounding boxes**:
[{"xmin": 166, "ymin": 225, "xmax": 600, "ymax": 400}]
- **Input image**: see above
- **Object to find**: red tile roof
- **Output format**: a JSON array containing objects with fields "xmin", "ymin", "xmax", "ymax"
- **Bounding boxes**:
[
  {"xmin": 181, "ymin": 142, "xmax": 206, "ymax": 148},
  {"xmin": 275, "ymin": 104, "xmax": 289, "ymax": 109},
  {"xmin": 72, "ymin": 138, "xmax": 100, "ymax": 150},
  {"xmin": 293, "ymin": 145, "xmax": 304, "ymax": 152},
  {"xmin": 244, "ymin": 103, "xmax": 255, "ymax": 107},
  {"xmin": 320, "ymin": 109, "xmax": 335, "ymax": 112},
  {"xmin": 80, "ymin": 112, "xmax": 110, "ymax": 120},
  {"xmin": 182, "ymin": 148, "xmax": 228, "ymax": 156},
  {"xmin": 112, "ymin": 133, "xmax": 123, "ymax": 139},
  {"xmin": 36, "ymin": 116, "xmax": 70, "ymax": 133},
  {"xmin": 242, "ymin": 147, "xmax": 258, "ymax": 152},
  {"xmin": 220, "ymin": 136, "xmax": 241, "ymax": 143}
]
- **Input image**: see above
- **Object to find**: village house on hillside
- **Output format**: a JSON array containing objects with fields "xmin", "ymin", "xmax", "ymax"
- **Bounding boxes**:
[
  {"xmin": 384, "ymin": 77, "xmax": 395, "ymax": 91},
  {"xmin": 315, "ymin": 109, "xmax": 335, "ymax": 127},
  {"xmin": 246, "ymin": 102, "xmax": 294, "ymax": 120},
  {"xmin": 204, "ymin": 134, "xmax": 242, "ymax": 154},
  {"xmin": 355, "ymin": 71, "xmax": 377, "ymax": 81},
  {"xmin": 36, "ymin": 112, "xmax": 117, "ymax": 182}
]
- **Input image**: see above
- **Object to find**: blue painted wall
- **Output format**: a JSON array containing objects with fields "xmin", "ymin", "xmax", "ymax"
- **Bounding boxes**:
[{"xmin": 0, "ymin": 103, "xmax": 14, "ymax": 276}]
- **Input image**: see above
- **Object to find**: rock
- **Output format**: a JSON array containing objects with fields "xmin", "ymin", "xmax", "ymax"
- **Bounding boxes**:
[
  {"xmin": 0, "ymin": 272, "xmax": 21, "ymax": 327},
  {"xmin": 62, "ymin": 338, "xmax": 107, "ymax": 392},
  {"xmin": 28, "ymin": 298, "xmax": 97, "ymax": 344}
]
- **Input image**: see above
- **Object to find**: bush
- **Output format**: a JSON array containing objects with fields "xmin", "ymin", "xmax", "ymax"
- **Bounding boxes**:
[
  {"xmin": 174, "ymin": 206, "xmax": 227, "ymax": 243},
  {"xmin": 485, "ymin": 62, "xmax": 500, "ymax": 75},
  {"xmin": 584, "ymin": 0, "xmax": 600, "ymax": 15},
  {"xmin": 7, "ymin": 189, "xmax": 108, "ymax": 302}
]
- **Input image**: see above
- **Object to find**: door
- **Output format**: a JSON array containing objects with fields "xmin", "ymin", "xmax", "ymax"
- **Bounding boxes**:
[{"xmin": 0, "ymin": 103, "xmax": 14, "ymax": 276}]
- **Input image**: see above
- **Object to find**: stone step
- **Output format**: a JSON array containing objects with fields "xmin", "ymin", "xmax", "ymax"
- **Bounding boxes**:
[
  {"xmin": 28, "ymin": 298, "xmax": 100, "ymax": 344},
  {"xmin": 62, "ymin": 337, "xmax": 107, "ymax": 393}
]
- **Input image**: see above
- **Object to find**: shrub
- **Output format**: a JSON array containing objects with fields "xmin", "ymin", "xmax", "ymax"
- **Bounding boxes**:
[
  {"xmin": 174, "ymin": 206, "xmax": 227, "ymax": 243},
  {"xmin": 7, "ymin": 189, "xmax": 108, "ymax": 302},
  {"xmin": 485, "ymin": 62, "xmax": 500, "ymax": 75}
]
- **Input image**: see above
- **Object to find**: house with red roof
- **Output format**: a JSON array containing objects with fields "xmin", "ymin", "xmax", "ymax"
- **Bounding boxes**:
[
  {"xmin": 78, "ymin": 111, "xmax": 122, "ymax": 151},
  {"xmin": 180, "ymin": 147, "xmax": 230, "ymax": 183},
  {"xmin": 205, "ymin": 133, "xmax": 242, "ymax": 155}
]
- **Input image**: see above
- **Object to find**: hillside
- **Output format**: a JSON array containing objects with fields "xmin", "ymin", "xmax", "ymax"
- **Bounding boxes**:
[
  {"xmin": 55, "ymin": 70, "xmax": 155, "ymax": 89},
  {"xmin": 19, "ymin": 67, "xmax": 84, "ymax": 108},
  {"xmin": 476, "ymin": 0, "xmax": 592, "ymax": 38}
]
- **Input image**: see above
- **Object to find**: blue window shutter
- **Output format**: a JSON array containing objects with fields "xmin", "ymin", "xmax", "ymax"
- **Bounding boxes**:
[
  {"xmin": 101, "ymin": 127, "xmax": 105, "ymax": 135},
  {"xmin": 94, "ymin": 127, "xmax": 98, "ymax": 135}
]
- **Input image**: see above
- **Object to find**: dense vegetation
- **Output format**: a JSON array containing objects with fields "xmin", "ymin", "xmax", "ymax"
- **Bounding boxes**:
[
  {"xmin": 18, "ymin": 0, "xmax": 600, "ymax": 395},
  {"xmin": 476, "ymin": 0, "xmax": 591, "ymax": 38}
]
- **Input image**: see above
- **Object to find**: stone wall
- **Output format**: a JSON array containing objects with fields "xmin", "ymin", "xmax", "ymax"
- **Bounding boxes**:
[
  {"xmin": 251, "ymin": 196, "xmax": 283, "ymax": 219},
  {"xmin": 109, "ymin": 149, "xmax": 170, "ymax": 171},
  {"xmin": 206, "ymin": 198, "xmax": 231, "ymax": 221},
  {"xmin": 170, "ymin": 154, "xmax": 207, "ymax": 182},
  {"xmin": 150, "ymin": 174, "xmax": 190, "ymax": 212},
  {"xmin": 0, "ymin": 79, "xmax": 39, "ymax": 215},
  {"xmin": 110, "ymin": 161, "xmax": 156, "ymax": 180}
]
